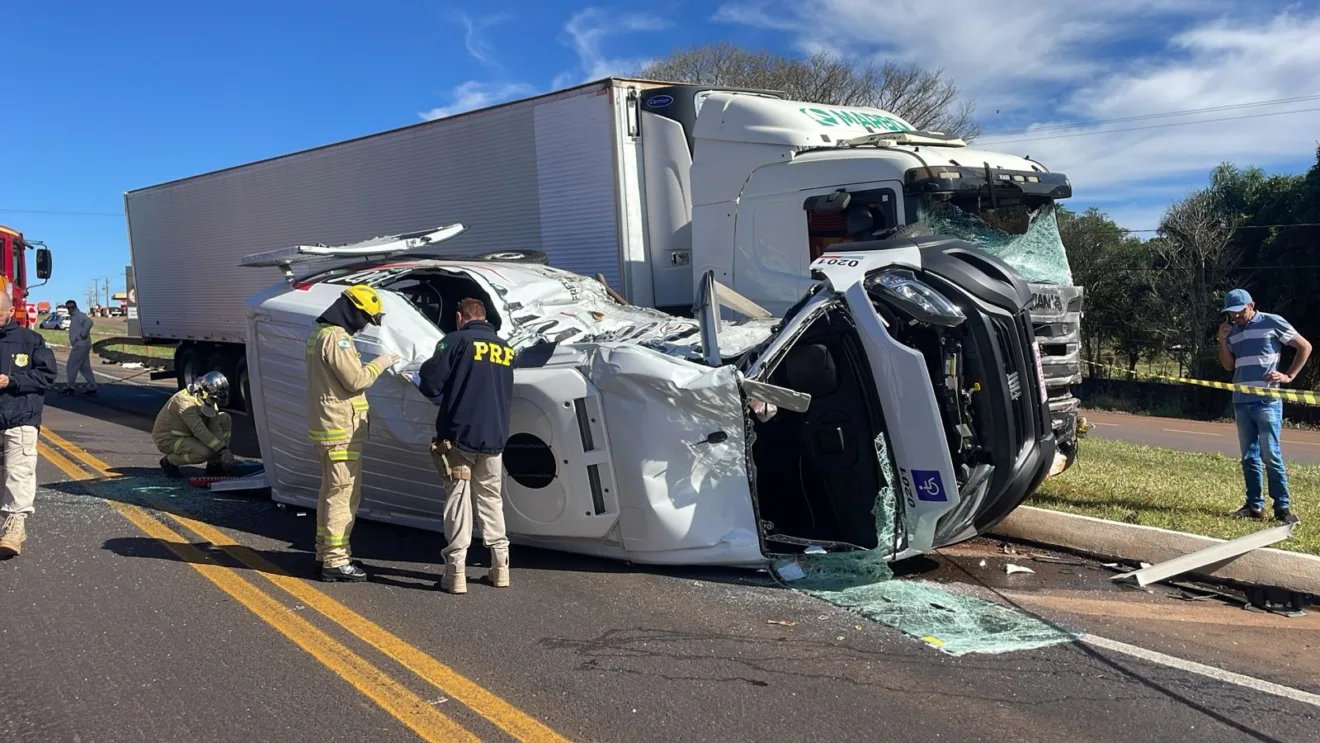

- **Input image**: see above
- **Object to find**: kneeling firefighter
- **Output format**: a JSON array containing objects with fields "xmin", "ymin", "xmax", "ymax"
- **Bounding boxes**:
[
  {"xmin": 306, "ymin": 285, "xmax": 398, "ymax": 583},
  {"xmin": 153, "ymin": 371, "xmax": 234, "ymax": 477}
]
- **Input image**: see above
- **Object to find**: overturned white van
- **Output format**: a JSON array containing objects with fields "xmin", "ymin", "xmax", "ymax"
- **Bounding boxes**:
[{"xmin": 242, "ymin": 224, "xmax": 1056, "ymax": 567}]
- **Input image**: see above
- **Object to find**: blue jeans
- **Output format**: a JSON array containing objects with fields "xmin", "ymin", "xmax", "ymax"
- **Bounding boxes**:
[{"xmin": 1234, "ymin": 400, "xmax": 1289, "ymax": 513}]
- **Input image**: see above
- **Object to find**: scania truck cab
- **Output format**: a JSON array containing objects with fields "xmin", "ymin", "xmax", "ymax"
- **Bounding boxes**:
[{"xmin": 631, "ymin": 88, "xmax": 1082, "ymax": 469}]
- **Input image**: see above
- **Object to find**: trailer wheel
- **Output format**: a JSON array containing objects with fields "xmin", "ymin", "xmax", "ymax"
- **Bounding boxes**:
[
  {"xmin": 175, "ymin": 345, "xmax": 203, "ymax": 390},
  {"xmin": 234, "ymin": 357, "xmax": 252, "ymax": 417}
]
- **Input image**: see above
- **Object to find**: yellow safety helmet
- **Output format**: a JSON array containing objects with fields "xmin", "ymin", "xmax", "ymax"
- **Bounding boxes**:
[{"xmin": 342, "ymin": 284, "xmax": 384, "ymax": 325}]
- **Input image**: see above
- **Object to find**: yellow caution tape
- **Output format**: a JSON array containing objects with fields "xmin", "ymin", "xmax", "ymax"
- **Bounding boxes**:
[{"xmin": 1085, "ymin": 361, "xmax": 1320, "ymax": 407}]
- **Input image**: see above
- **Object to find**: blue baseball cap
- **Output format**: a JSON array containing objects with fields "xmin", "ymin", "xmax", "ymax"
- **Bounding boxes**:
[{"xmin": 1222, "ymin": 288, "xmax": 1252, "ymax": 313}]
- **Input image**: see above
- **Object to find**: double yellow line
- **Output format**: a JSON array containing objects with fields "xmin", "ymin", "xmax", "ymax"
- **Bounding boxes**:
[{"xmin": 38, "ymin": 428, "xmax": 570, "ymax": 743}]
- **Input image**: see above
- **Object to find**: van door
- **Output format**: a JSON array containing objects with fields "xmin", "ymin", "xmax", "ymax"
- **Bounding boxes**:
[
  {"xmin": 807, "ymin": 255, "xmax": 962, "ymax": 554},
  {"xmin": 503, "ymin": 367, "xmax": 622, "ymax": 538}
]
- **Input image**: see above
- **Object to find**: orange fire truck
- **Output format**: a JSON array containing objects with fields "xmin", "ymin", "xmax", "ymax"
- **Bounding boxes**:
[{"xmin": 0, "ymin": 224, "xmax": 53, "ymax": 327}]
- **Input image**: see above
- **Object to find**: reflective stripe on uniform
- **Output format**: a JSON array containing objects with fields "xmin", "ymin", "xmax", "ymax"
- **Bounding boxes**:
[
  {"xmin": 316, "ymin": 528, "xmax": 349, "ymax": 546},
  {"xmin": 170, "ymin": 430, "xmax": 191, "ymax": 437},
  {"xmin": 308, "ymin": 428, "xmax": 347, "ymax": 442},
  {"xmin": 352, "ymin": 400, "xmax": 370, "ymax": 411},
  {"xmin": 327, "ymin": 449, "xmax": 361, "ymax": 462}
]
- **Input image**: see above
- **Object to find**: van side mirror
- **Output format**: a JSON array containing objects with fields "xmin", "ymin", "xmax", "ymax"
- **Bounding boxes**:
[
  {"xmin": 805, "ymin": 189, "xmax": 851, "ymax": 215},
  {"xmin": 35, "ymin": 248, "xmax": 52, "ymax": 280}
]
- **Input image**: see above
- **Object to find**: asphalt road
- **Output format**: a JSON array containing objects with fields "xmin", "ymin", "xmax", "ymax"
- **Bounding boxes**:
[
  {"xmin": 2, "ymin": 353, "xmax": 1317, "ymax": 742},
  {"xmin": 1084, "ymin": 410, "xmax": 1320, "ymax": 464}
]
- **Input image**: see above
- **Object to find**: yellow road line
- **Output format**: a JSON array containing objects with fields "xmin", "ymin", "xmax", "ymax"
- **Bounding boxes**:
[
  {"xmin": 38, "ymin": 439, "xmax": 479, "ymax": 742},
  {"xmin": 41, "ymin": 428, "xmax": 116, "ymax": 478},
  {"xmin": 111, "ymin": 501, "xmax": 478, "ymax": 743},
  {"xmin": 165, "ymin": 511, "xmax": 572, "ymax": 743},
  {"xmin": 37, "ymin": 441, "xmax": 92, "ymax": 481},
  {"xmin": 44, "ymin": 426, "xmax": 572, "ymax": 743}
]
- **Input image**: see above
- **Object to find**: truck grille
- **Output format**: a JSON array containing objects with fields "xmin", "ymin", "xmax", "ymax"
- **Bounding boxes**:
[
  {"xmin": 990, "ymin": 313, "xmax": 1037, "ymax": 453},
  {"xmin": 1027, "ymin": 283, "xmax": 1083, "ymax": 435}
]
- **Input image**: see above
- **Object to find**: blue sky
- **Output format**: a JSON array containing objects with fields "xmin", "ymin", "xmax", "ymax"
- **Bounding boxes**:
[{"xmin": 4, "ymin": 0, "xmax": 1320, "ymax": 306}]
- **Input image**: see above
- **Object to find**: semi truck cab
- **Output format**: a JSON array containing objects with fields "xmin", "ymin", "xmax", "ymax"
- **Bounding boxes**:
[{"xmin": 627, "ymin": 87, "xmax": 1082, "ymax": 470}]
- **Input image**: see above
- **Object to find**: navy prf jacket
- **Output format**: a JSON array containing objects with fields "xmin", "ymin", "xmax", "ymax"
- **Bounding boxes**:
[
  {"xmin": 0, "ymin": 319, "xmax": 58, "ymax": 430},
  {"xmin": 418, "ymin": 320, "xmax": 514, "ymax": 455}
]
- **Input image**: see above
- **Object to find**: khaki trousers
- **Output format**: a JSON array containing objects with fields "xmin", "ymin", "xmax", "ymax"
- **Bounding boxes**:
[
  {"xmin": 316, "ymin": 444, "xmax": 363, "ymax": 569},
  {"xmin": 0, "ymin": 426, "xmax": 38, "ymax": 516},
  {"xmin": 154, "ymin": 413, "xmax": 232, "ymax": 465},
  {"xmin": 430, "ymin": 442, "xmax": 508, "ymax": 566}
]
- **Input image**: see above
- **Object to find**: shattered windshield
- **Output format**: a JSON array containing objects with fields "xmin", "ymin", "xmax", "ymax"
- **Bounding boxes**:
[{"xmin": 917, "ymin": 199, "xmax": 1073, "ymax": 286}]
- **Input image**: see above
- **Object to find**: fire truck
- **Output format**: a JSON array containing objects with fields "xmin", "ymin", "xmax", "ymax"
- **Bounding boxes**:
[{"xmin": 0, "ymin": 225, "xmax": 54, "ymax": 327}]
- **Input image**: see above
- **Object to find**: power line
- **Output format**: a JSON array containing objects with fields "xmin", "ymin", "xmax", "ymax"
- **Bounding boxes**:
[
  {"xmin": 977, "ymin": 106, "xmax": 1320, "ymax": 145},
  {"xmin": 978, "ymin": 94, "xmax": 1320, "ymax": 137}
]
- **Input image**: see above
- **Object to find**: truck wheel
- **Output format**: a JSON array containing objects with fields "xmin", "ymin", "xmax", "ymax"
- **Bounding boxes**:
[
  {"xmin": 175, "ymin": 346, "xmax": 202, "ymax": 390},
  {"xmin": 235, "ymin": 357, "xmax": 252, "ymax": 416}
]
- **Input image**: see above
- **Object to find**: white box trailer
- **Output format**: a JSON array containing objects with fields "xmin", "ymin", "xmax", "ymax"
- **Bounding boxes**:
[
  {"xmin": 124, "ymin": 77, "xmax": 1081, "ymax": 465},
  {"xmin": 125, "ymin": 79, "xmax": 654, "ymax": 401}
]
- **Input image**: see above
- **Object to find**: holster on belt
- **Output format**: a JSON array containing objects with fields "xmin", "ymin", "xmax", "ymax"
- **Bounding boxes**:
[{"xmin": 431, "ymin": 438, "xmax": 469, "ymax": 481}]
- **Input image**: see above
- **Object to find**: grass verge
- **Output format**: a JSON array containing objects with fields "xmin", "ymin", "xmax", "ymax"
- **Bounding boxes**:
[
  {"xmin": 35, "ymin": 326, "xmax": 118, "ymax": 347},
  {"xmin": 101, "ymin": 342, "xmax": 174, "ymax": 361},
  {"xmin": 1032, "ymin": 438, "xmax": 1317, "ymax": 556}
]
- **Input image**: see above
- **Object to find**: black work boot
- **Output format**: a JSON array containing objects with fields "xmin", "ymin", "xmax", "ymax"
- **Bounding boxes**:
[
  {"xmin": 1275, "ymin": 509, "xmax": 1301, "ymax": 525},
  {"xmin": 205, "ymin": 461, "xmax": 229, "ymax": 476},
  {"xmin": 160, "ymin": 457, "xmax": 183, "ymax": 479},
  {"xmin": 321, "ymin": 562, "xmax": 369, "ymax": 583},
  {"xmin": 1229, "ymin": 506, "xmax": 1265, "ymax": 520}
]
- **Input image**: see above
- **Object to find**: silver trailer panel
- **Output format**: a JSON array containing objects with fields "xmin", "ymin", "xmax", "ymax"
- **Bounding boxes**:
[{"xmin": 125, "ymin": 81, "xmax": 629, "ymax": 344}]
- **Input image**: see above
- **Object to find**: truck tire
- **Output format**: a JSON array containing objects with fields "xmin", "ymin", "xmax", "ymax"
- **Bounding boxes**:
[
  {"xmin": 175, "ymin": 345, "xmax": 203, "ymax": 390},
  {"xmin": 235, "ymin": 357, "xmax": 252, "ymax": 417},
  {"xmin": 204, "ymin": 349, "xmax": 244, "ymax": 414}
]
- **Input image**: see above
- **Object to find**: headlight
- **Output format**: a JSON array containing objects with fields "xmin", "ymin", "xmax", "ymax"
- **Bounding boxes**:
[{"xmin": 867, "ymin": 269, "xmax": 966, "ymax": 327}]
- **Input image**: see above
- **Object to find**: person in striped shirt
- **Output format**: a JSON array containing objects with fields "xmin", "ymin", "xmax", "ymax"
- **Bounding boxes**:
[{"xmin": 1217, "ymin": 289, "xmax": 1310, "ymax": 525}]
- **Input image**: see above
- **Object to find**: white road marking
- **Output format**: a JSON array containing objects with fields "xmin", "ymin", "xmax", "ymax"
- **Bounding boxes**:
[
  {"xmin": 1089, "ymin": 422, "xmax": 1119, "ymax": 427},
  {"xmin": 1161, "ymin": 428, "xmax": 1222, "ymax": 437},
  {"xmin": 1081, "ymin": 634, "xmax": 1320, "ymax": 710}
]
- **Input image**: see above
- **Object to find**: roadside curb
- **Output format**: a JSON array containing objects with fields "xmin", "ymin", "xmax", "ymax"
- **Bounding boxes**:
[{"xmin": 991, "ymin": 505, "xmax": 1320, "ymax": 594}]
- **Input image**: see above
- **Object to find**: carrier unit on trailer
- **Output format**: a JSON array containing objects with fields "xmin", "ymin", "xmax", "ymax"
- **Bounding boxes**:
[{"xmin": 123, "ymin": 77, "xmax": 1081, "ymax": 466}]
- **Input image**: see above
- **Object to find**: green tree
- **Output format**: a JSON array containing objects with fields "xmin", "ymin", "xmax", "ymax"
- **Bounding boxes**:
[
  {"xmin": 1213, "ymin": 152, "xmax": 1320, "ymax": 386},
  {"xmin": 1059, "ymin": 207, "xmax": 1161, "ymax": 374}
]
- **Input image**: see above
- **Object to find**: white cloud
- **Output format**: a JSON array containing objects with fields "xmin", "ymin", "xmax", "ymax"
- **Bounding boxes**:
[
  {"xmin": 973, "ymin": 9, "xmax": 1320, "ymax": 218},
  {"xmin": 453, "ymin": 11, "xmax": 512, "ymax": 68},
  {"xmin": 717, "ymin": 1, "xmax": 1320, "ymax": 229},
  {"xmin": 418, "ymin": 81, "xmax": 538, "ymax": 120},
  {"xmin": 419, "ymin": 8, "xmax": 670, "ymax": 122},
  {"xmin": 559, "ymin": 7, "xmax": 669, "ymax": 82}
]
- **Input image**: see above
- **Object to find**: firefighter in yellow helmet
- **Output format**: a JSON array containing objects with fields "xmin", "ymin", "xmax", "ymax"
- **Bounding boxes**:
[{"xmin": 306, "ymin": 284, "xmax": 398, "ymax": 582}]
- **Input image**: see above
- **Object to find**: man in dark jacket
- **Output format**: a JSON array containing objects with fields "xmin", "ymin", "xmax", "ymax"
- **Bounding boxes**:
[
  {"xmin": 418, "ymin": 297, "xmax": 514, "ymax": 594},
  {"xmin": 0, "ymin": 292, "xmax": 59, "ymax": 558}
]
